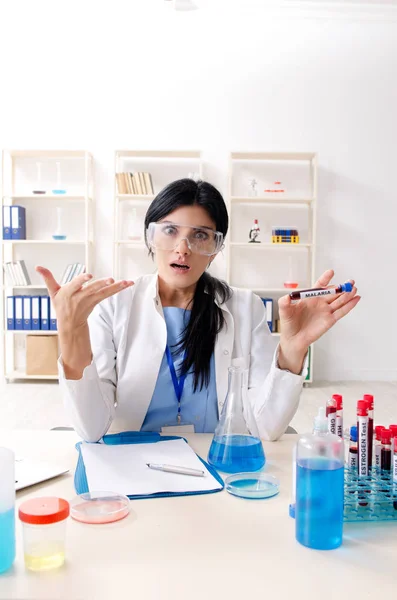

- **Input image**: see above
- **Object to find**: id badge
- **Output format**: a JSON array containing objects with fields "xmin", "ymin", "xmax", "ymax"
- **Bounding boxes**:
[{"xmin": 161, "ymin": 424, "xmax": 195, "ymax": 433}]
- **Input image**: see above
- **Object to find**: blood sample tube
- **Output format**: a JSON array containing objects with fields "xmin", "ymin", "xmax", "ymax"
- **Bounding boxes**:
[
  {"xmin": 348, "ymin": 426, "xmax": 358, "ymax": 469},
  {"xmin": 326, "ymin": 397, "xmax": 337, "ymax": 435},
  {"xmin": 333, "ymin": 394, "xmax": 343, "ymax": 438},
  {"xmin": 363, "ymin": 395, "xmax": 374, "ymax": 468},
  {"xmin": 357, "ymin": 400, "xmax": 369, "ymax": 477},
  {"xmin": 389, "ymin": 425, "xmax": 397, "ymax": 454},
  {"xmin": 380, "ymin": 429, "xmax": 392, "ymax": 473},
  {"xmin": 374, "ymin": 426, "xmax": 386, "ymax": 472}
]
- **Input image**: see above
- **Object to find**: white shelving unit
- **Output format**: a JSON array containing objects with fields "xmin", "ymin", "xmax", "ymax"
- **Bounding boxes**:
[
  {"xmin": 113, "ymin": 150, "xmax": 202, "ymax": 280},
  {"xmin": 1, "ymin": 149, "xmax": 95, "ymax": 381},
  {"xmin": 227, "ymin": 151, "xmax": 317, "ymax": 383}
]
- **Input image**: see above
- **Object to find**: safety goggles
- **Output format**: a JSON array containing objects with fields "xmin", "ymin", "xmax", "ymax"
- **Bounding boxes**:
[{"xmin": 147, "ymin": 222, "xmax": 224, "ymax": 256}]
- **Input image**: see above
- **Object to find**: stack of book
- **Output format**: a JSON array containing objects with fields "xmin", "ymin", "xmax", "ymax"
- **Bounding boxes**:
[
  {"xmin": 61, "ymin": 263, "xmax": 86, "ymax": 284},
  {"xmin": 3, "ymin": 260, "xmax": 31, "ymax": 286},
  {"xmin": 116, "ymin": 173, "xmax": 154, "ymax": 195}
]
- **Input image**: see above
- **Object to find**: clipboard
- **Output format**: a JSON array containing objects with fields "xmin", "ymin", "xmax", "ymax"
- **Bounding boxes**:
[{"xmin": 74, "ymin": 431, "xmax": 224, "ymax": 500}]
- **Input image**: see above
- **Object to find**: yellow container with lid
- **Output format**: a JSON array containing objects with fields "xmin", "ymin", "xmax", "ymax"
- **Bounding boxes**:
[{"xmin": 18, "ymin": 496, "xmax": 70, "ymax": 571}]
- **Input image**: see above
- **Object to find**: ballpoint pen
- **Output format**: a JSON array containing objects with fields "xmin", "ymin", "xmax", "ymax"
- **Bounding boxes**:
[{"xmin": 146, "ymin": 463, "xmax": 205, "ymax": 477}]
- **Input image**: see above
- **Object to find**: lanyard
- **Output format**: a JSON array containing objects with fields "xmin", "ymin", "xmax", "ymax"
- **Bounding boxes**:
[{"xmin": 165, "ymin": 345, "xmax": 187, "ymax": 425}]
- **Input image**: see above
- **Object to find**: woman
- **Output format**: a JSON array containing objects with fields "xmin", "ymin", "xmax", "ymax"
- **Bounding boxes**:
[{"xmin": 37, "ymin": 179, "xmax": 360, "ymax": 442}]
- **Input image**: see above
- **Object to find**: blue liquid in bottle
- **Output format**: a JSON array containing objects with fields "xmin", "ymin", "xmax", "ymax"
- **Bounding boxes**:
[
  {"xmin": 296, "ymin": 458, "xmax": 344, "ymax": 550},
  {"xmin": 208, "ymin": 434, "xmax": 265, "ymax": 473},
  {"xmin": 0, "ymin": 508, "xmax": 16, "ymax": 573}
]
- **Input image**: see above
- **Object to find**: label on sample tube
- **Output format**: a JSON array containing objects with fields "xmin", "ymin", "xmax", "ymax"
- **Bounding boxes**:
[
  {"xmin": 375, "ymin": 445, "xmax": 382, "ymax": 469},
  {"xmin": 358, "ymin": 416, "xmax": 368, "ymax": 477},
  {"xmin": 348, "ymin": 449, "xmax": 357, "ymax": 469},
  {"xmin": 336, "ymin": 412, "xmax": 343, "ymax": 438},
  {"xmin": 300, "ymin": 289, "xmax": 333, "ymax": 299},
  {"xmin": 328, "ymin": 412, "xmax": 336, "ymax": 435}
]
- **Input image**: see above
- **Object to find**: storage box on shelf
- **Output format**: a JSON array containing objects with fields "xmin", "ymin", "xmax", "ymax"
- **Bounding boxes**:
[
  {"xmin": 1, "ymin": 150, "xmax": 95, "ymax": 381},
  {"xmin": 227, "ymin": 151, "xmax": 317, "ymax": 383},
  {"xmin": 113, "ymin": 150, "xmax": 202, "ymax": 280}
]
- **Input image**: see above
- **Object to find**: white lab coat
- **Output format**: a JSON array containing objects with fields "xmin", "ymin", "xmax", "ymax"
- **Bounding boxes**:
[{"xmin": 58, "ymin": 274, "xmax": 307, "ymax": 442}]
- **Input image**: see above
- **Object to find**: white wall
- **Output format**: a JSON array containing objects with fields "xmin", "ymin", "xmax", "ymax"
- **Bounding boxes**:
[{"xmin": 1, "ymin": 0, "xmax": 396, "ymax": 381}]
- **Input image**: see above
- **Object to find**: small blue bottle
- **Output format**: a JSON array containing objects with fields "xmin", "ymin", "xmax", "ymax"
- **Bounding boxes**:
[
  {"xmin": 0, "ymin": 447, "xmax": 16, "ymax": 573},
  {"xmin": 295, "ymin": 408, "xmax": 345, "ymax": 550}
]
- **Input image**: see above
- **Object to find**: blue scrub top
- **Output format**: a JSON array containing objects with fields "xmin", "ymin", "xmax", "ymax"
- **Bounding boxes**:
[{"xmin": 141, "ymin": 307, "xmax": 219, "ymax": 433}]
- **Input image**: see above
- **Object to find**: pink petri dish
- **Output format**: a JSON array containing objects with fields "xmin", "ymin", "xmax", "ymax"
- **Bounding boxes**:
[
  {"xmin": 284, "ymin": 282, "xmax": 299, "ymax": 289},
  {"xmin": 70, "ymin": 492, "xmax": 130, "ymax": 524}
]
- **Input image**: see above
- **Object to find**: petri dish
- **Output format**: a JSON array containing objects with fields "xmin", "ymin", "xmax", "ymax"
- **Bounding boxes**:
[
  {"xmin": 70, "ymin": 491, "xmax": 130, "ymax": 524},
  {"xmin": 225, "ymin": 472, "xmax": 280, "ymax": 500}
]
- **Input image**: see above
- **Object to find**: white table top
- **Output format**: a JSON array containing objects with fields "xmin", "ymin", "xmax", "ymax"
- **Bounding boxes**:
[{"xmin": 0, "ymin": 430, "xmax": 395, "ymax": 599}]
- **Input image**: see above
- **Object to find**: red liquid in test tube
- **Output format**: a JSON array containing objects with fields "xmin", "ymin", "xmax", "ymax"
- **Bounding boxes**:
[
  {"xmin": 381, "ymin": 429, "xmax": 392, "ymax": 473},
  {"xmin": 363, "ymin": 394, "xmax": 374, "ymax": 468},
  {"xmin": 393, "ymin": 437, "xmax": 397, "ymax": 511},
  {"xmin": 393, "ymin": 437, "xmax": 397, "ymax": 482},
  {"xmin": 357, "ymin": 400, "xmax": 369, "ymax": 477},
  {"xmin": 389, "ymin": 425, "xmax": 397, "ymax": 454},
  {"xmin": 374, "ymin": 426, "xmax": 386, "ymax": 472}
]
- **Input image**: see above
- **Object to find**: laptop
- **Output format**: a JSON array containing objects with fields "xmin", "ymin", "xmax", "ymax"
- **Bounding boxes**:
[{"xmin": 15, "ymin": 457, "xmax": 69, "ymax": 491}]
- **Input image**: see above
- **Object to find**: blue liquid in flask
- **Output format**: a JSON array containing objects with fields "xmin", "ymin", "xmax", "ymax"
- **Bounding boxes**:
[
  {"xmin": 0, "ymin": 508, "xmax": 15, "ymax": 573},
  {"xmin": 208, "ymin": 434, "xmax": 265, "ymax": 473},
  {"xmin": 296, "ymin": 458, "xmax": 344, "ymax": 550}
]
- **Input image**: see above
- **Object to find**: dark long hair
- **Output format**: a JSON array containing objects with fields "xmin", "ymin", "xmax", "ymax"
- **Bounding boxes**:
[{"xmin": 144, "ymin": 178, "xmax": 232, "ymax": 392}]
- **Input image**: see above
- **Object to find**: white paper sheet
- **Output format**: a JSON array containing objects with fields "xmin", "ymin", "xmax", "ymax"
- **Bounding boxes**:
[{"xmin": 80, "ymin": 439, "xmax": 223, "ymax": 496}]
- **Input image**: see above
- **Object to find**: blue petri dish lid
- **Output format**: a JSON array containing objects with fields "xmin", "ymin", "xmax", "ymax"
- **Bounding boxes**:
[{"xmin": 225, "ymin": 472, "xmax": 280, "ymax": 499}]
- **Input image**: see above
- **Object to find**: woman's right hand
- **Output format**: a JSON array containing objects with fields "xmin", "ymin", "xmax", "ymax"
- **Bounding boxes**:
[{"xmin": 36, "ymin": 266, "xmax": 134, "ymax": 335}]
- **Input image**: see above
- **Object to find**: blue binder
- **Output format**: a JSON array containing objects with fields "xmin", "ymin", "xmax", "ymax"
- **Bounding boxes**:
[
  {"xmin": 3, "ymin": 206, "xmax": 11, "ymax": 239},
  {"xmin": 40, "ymin": 296, "xmax": 50, "ymax": 330},
  {"xmin": 31, "ymin": 296, "xmax": 41, "ymax": 330},
  {"xmin": 11, "ymin": 206, "xmax": 26, "ymax": 240},
  {"xmin": 6, "ymin": 296, "xmax": 15, "ymax": 330},
  {"xmin": 23, "ymin": 296, "xmax": 32, "ymax": 330},
  {"xmin": 74, "ymin": 431, "xmax": 224, "ymax": 500},
  {"xmin": 49, "ymin": 299, "xmax": 57, "ymax": 331},
  {"xmin": 14, "ymin": 296, "xmax": 23, "ymax": 330},
  {"xmin": 260, "ymin": 297, "xmax": 273, "ymax": 333}
]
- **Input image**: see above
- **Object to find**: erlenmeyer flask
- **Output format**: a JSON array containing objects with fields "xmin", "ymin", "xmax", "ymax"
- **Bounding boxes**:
[{"xmin": 208, "ymin": 366, "xmax": 265, "ymax": 473}]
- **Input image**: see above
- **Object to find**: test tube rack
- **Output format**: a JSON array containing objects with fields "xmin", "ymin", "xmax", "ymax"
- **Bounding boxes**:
[
  {"xmin": 289, "ymin": 468, "xmax": 397, "ymax": 523},
  {"xmin": 344, "ymin": 468, "xmax": 397, "ymax": 522}
]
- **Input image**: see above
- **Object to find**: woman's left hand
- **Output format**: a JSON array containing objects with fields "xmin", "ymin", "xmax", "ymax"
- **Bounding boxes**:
[{"xmin": 277, "ymin": 269, "xmax": 361, "ymax": 374}]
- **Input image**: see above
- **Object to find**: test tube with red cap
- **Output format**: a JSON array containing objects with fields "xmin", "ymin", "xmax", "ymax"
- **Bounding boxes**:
[
  {"xmin": 374, "ymin": 426, "xmax": 386, "ymax": 472},
  {"xmin": 380, "ymin": 429, "xmax": 392, "ymax": 473},
  {"xmin": 333, "ymin": 394, "xmax": 343, "ymax": 438},
  {"xmin": 326, "ymin": 397, "xmax": 337, "ymax": 435},
  {"xmin": 393, "ymin": 437, "xmax": 397, "ymax": 511},
  {"xmin": 393, "ymin": 437, "xmax": 397, "ymax": 483},
  {"xmin": 389, "ymin": 425, "xmax": 397, "ymax": 454},
  {"xmin": 357, "ymin": 400, "xmax": 369, "ymax": 477},
  {"xmin": 363, "ymin": 394, "xmax": 374, "ymax": 467}
]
